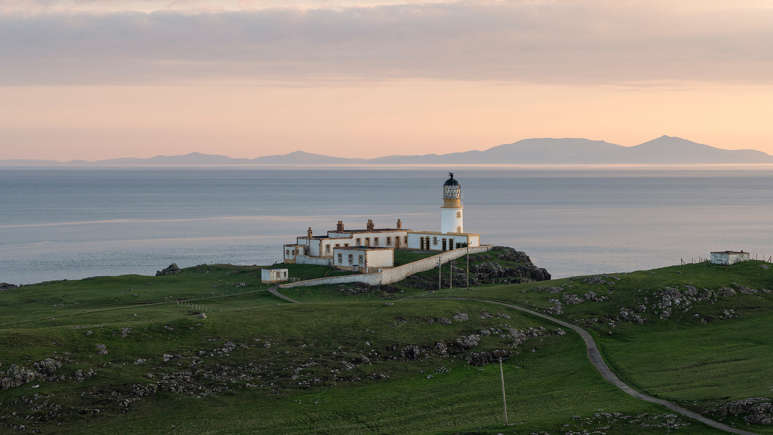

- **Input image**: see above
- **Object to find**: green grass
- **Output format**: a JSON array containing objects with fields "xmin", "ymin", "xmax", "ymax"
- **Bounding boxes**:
[
  {"xmin": 394, "ymin": 249, "xmax": 437, "ymax": 266},
  {"xmin": 429, "ymin": 260, "xmax": 773, "ymax": 434},
  {"xmin": 2, "ymin": 259, "xmax": 771, "ymax": 433}
]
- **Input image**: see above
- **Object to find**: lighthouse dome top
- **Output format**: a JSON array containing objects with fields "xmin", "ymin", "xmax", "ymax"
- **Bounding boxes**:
[{"xmin": 442, "ymin": 172, "xmax": 461, "ymax": 203}]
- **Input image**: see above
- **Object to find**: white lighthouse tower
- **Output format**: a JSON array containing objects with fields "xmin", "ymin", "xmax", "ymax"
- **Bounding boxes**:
[{"xmin": 441, "ymin": 172, "xmax": 463, "ymax": 234}]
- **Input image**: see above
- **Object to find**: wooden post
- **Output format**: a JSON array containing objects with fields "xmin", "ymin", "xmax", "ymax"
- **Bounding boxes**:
[
  {"xmin": 438, "ymin": 257, "xmax": 441, "ymax": 290},
  {"xmin": 466, "ymin": 246, "xmax": 470, "ymax": 289},
  {"xmin": 449, "ymin": 260, "xmax": 453, "ymax": 289},
  {"xmin": 499, "ymin": 357, "xmax": 508, "ymax": 425}
]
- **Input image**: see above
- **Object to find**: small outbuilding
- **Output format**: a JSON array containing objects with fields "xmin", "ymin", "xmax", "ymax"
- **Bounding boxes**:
[
  {"xmin": 710, "ymin": 251, "xmax": 750, "ymax": 265},
  {"xmin": 333, "ymin": 246, "xmax": 394, "ymax": 273},
  {"xmin": 261, "ymin": 268, "xmax": 289, "ymax": 283}
]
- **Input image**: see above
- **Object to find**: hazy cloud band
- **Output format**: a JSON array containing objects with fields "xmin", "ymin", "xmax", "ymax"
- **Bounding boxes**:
[{"xmin": 2, "ymin": 1, "xmax": 773, "ymax": 85}]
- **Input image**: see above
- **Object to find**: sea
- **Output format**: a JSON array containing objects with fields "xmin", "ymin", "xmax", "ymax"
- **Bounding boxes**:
[{"xmin": 3, "ymin": 166, "xmax": 773, "ymax": 284}]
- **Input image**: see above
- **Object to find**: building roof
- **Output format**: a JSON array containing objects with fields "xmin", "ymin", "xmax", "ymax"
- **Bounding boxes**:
[
  {"xmin": 333, "ymin": 246, "xmax": 394, "ymax": 251},
  {"xmin": 444, "ymin": 172, "xmax": 459, "ymax": 186},
  {"xmin": 328, "ymin": 228, "xmax": 408, "ymax": 234},
  {"xmin": 407, "ymin": 231, "xmax": 480, "ymax": 237}
]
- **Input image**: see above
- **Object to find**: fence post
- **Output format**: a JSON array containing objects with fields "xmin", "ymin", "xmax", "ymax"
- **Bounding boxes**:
[
  {"xmin": 499, "ymin": 357, "xmax": 509, "ymax": 425},
  {"xmin": 437, "ymin": 257, "xmax": 441, "ymax": 290},
  {"xmin": 467, "ymin": 246, "xmax": 470, "ymax": 289}
]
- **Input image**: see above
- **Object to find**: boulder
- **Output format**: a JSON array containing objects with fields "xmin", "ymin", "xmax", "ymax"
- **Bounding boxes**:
[{"xmin": 155, "ymin": 264, "xmax": 181, "ymax": 276}]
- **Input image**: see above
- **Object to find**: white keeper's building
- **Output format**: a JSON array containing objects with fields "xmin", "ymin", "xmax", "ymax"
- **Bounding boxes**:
[{"xmin": 282, "ymin": 173, "xmax": 480, "ymax": 270}]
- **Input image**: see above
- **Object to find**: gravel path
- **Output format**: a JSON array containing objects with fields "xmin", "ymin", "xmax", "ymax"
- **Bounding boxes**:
[
  {"xmin": 266, "ymin": 288, "xmax": 756, "ymax": 434},
  {"xmin": 446, "ymin": 297, "xmax": 757, "ymax": 435}
]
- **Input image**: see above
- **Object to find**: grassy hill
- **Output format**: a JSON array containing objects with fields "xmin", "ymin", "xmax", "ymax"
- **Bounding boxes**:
[{"xmin": 0, "ymin": 255, "xmax": 771, "ymax": 434}]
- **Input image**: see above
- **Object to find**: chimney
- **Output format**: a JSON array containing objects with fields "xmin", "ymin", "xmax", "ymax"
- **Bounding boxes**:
[
  {"xmin": 336, "ymin": 220, "xmax": 344, "ymax": 232},
  {"xmin": 307, "ymin": 227, "xmax": 313, "ymax": 239},
  {"xmin": 366, "ymin": 219, "xmax": 375, "ymax": 231},
  {"xmin": 396, "ymin": 218, "xmax": 402, "ymax": 229}
]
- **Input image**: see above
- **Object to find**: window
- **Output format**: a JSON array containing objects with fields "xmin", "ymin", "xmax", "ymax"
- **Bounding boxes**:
[
  {"xmin": 286, "ymin": 250, "xmax": 290, "ymax": 256},
  {"xmin": 387, "ymin": 236, "xmax": 391, "ymax": 245},
  {"xmin": 433, "ymin": 237, "xmax": 438, "ymax": 245},
  {"xmin": 365, "ymin": 237, "xmax": 370, "ymax": 246},
  {"xmin": 335, "ymin": 243, "xmax": 340, "ymax": 248},
  {"xmin": 282, "ymin": 271, "xmax": 287, "ymax": 278},
  {"xmin": 348, "ymin": 254, "xmax": 353, "ymax": 263},
  {"xmin": 326, "ymin": 245, "xmax": 331, "ymax": 254},
  {"xmin": 356, "ymin": 238, "xmax": 361, "ymax": 245},
  {"xmin": 358, "ymin": 255, "xmax": 364, "ymax": 264},
  {"xmin": 337, "ymin": 253, "xmax": 342, "ymax": 263},
  {"xmin": 374, "ymin": 237, "xmax": 379, "ymax": 245},
  {"xmin": 344, "ymin": 243, "xmax": 349, "ymax": 247},
  {"xmin": 404, "ymin": 236, "xmax": 408, "ymax": 244}
]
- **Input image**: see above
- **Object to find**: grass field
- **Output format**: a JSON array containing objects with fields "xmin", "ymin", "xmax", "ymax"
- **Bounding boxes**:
[{"xmin": 1, "ymin": 258, "xmax": 771, "ymax": 433}]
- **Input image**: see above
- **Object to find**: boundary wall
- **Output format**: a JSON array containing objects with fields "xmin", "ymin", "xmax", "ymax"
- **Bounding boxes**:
[{"xmin": 279, "ymin": 246, "xmax": 491, "ymax": 289}]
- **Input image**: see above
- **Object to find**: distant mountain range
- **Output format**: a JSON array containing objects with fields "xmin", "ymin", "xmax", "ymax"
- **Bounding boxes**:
[{"xmin": 3, "ymin": 136, "xmax": 772, "ymax": 166}]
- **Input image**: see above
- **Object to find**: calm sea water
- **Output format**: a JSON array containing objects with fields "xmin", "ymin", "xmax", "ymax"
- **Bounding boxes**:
[{"xmin": 2, "ymin": 167, "xmax": 773, "ymax": 284}]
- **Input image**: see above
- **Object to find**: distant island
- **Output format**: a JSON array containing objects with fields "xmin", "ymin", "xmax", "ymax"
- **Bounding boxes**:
[{"xmin": 3, "ymin": 135, "xmax": 773, "ymax": 166}]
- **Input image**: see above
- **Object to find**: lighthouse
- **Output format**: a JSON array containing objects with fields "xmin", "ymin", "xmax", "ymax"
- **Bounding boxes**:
[{"xmin": 441, "ymin": 172, "xmax": 463, "ymax": 234}]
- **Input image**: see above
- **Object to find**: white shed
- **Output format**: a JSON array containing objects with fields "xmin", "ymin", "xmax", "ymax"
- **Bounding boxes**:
[
  {"xmin": 261, "ymin": 268, "xmax": 289, "ymax": 283},
  {"xmin": 332, "ymin": 247, "xmax": 394, "ymax": 273},
  {"xmin": 710, "ymin": 251, "xmax": 750, "ymax": 265}
]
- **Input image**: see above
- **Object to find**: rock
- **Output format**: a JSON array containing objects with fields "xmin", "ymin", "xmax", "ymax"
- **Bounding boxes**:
[
  {"xmin": 155, "ymin": 263, "xmax": 181, "ymax": 276},
  {"xmin": 32, "ymin": 358, "xmax": 61, "ymax": 376},
  {"xmin": 1, "ymin": 364, "xmax": 37, "ymax": 390},
  {"xmin": 721, "ymin": 308, "xmax": 739, "ymax": 319},
  {"xmin": 134, "ymin": 358, "xmax": 147, "ymax": 365},
  {"xmin": 95, "ymin": 343, "xmax": 108, "ymax": 355},
  {"xmin": 434, "ymin": 342, "xmax": 448, "ymax": 356},
  {"xmin": 714, "ymin": 397, "xmax": 773, "ymax": 425},
  {"xmin": 401, "ymin": 246, "xmax": 550, "ymax": 289},
  {"xmin": 452, "ymin": 312, "xmax": 469, "ymax": 322},
  {"xmin": 162, "ymin": 353, "xmax": 174, "ymax": 362},
  {"xmin": 720, "ymin": 287, "xmax": 737, "ymax": 297},
  {"xmin": 438, "ymin": 317, "xmax": 452, "ymax": 325},
  {"xmin": 196, "ymin": 313, "xmax": 207, "ymax": 320},
  {"xmin": 400, "ymin": 345, "xmax": 422, "ymax": 360},
  {"xmin": 120, "ymin": 327, "xmax": 131, "ymax": 338},
  {"xmin": 562, "ymin": 293, "xmax": 584, "ymax": 305},
  {"xmin": 480, "ymin": 311, "xmax": 494, "ymax": 319},
  {"xmin": 455, "ymin": 334, "xmax": 481, "ymax": 349},
  {"xmin": 85, "ymin": 330, "xmax": 94, "ymax": 336}
]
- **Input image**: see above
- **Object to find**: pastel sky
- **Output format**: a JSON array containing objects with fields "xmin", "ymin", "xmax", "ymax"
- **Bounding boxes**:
[{"xmin": 2, "ymin": 0, "xmax": 773, "ymax": 160}]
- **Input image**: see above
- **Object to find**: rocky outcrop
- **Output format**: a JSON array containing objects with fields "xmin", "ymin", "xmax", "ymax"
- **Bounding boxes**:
[
  {"xmin": 402, "ymin": 246, "xmax": 550, "ymax": 289},
  {"xmin": 155, "ymin": 263, "xmax": 181, "ymax": 276},
  {"xmin": 714, "ymin": 397, "xmax": 773, "ymax": 425}
]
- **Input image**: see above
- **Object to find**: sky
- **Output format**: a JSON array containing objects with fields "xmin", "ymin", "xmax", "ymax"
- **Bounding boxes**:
[{"xmin": 2, "ymin": 0, "xmax": 773, "ymax": 160}]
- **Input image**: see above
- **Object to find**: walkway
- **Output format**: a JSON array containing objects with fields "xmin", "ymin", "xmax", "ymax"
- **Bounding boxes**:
[
  {"xmin": 266, "ymin": 286, "xmax": 300, "ymax": 304},
  {"xmin": 266, "ymin": 288, "xmax": 756, "ymax": 435}
]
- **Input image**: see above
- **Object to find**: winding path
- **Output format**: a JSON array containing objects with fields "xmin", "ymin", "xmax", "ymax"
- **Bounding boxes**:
[{"xmin": 267, "ymin": 289, "xmax": 757, "ymax": 435}]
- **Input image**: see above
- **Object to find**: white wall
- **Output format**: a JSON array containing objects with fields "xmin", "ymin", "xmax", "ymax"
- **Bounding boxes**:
[
  {"xmin": 407, "ymin": 232, "xmax": 477, "ymax": 251},
  {"xmin": 261, "ymin": 268, "xmax": 288, "ymax": 283},
  {"xmin": 441, "ymin": 207, "xmax": 463, "ymax": 234},
  {"xmin": 366, "ymin": 249, "xmax": 394, "ymax": 268},
  {"xmin": 294, "ymin": 255, "xmax": 333, "ymax": 266}
]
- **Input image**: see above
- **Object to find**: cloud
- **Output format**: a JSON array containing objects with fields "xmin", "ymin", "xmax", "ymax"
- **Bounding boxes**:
[{"xmin": 2, "ymin": 1, "xmax": 773, "ymax": 85}]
